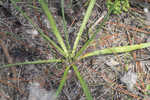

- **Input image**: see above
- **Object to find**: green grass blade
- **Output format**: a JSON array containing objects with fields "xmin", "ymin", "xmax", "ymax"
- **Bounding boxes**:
[
  {"xmin": 81, "ymin": 42, "xmax": 150, "ymax": 59},
  {"xmin": 73, "ymin": 65, "xmax": 92, "ymax": 100},
  {"xmin": 10, "ymin": 0, "xmax": 66, "ymax": 57},
  {"xmin": 61, "ymin": 0, "xmax": 71, "ymax": 50},
  {"xmin": 0, "ymin": 59, "xmax": 62, "ymax": 69},
  {"xmin": 40, "ymin": 33, "xmax": 66, "ymax": 56},
  {"xmin": 71, "ymin": 0, "xmax": 96, "ymax": 57},
  {"xmin": 56, "ymin": 66, "xmax": 71, "ymax": 97},
  {"xmin": 39, "ymin": 0, "xmax": 68, "ymax": 57},
  {"xmin": 74, "ymin": 0, "xmax": 118, "ymax": 60}
]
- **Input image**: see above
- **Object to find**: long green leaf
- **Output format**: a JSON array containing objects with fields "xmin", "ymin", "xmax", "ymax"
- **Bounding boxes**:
[
  {"xmin": 71, "ymin": 0, "xmax": 96, "ymax": 57},
  {"xmin": 81, "ymin": 42, "xmax": 150, "ymax": 59},
  {"xmin": 56, "ymin": 66, "xmax": 71, "ymax": 97},
  {"xmin": 74, "ymin": 0, "xmax": 118, "ymax": 60},
  {"xmin": 39, "ymin": 0, "xmax": 68, "ymax": 57},
  {"xmin": 0, "ymin": 59, "xmax": 62, "ymax": 69},
  {"xmin": 10, "ymin": 0, "xmax": 66, "ymax": 57},
  {"xmin": 61, "ymin": 0, "xmax": 70, "ymax": 50},
  {"xmin": 73, "ymin": 65, "xmax": 92, "ymax": 100}
]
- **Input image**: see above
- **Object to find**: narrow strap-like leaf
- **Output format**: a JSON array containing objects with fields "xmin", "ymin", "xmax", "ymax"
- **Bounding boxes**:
[
  {"xmin": 74, "ymin": 0, "xmax": 118, "ymax": 60},
  {"xmin": 39, "ymin": 0, "xmax": 69, "ymax": 57},
  {"xmin": 10, "ymin": 0, "xmax": 66, "ymax": 56},
  {"xmin": 61, "ymin": 0, "xmax": 71, "ymax": 50},
  {"xmin": 56, "ymin": 66, "xmax": 71, "ymax": 97},
  {"xmin": 73, "ymin": 65, "xmax": 93, "ymax": 100},
  {"xmin": 71, "ymin": 0, "xmax": 96, "ymax": 57},
  {"xmin": 80, "ymin": 42, "xmax": 150, "ymax": 59},
  {"xmin": 0, "ymin": 59, "xmax": 62, "ymax": 69}
]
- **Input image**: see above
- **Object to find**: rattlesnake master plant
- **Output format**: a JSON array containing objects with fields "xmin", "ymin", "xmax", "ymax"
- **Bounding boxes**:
[{"xmin": 2, "ymin": 0, "xmax": 150, "ymax": 100}]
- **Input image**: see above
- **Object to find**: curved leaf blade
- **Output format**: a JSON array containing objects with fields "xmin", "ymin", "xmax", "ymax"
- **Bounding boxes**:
[
  {"xmin": 56, "ymin": 66, "xmax": 71, "ymax": 97},
  {"xmin": 1, "ymin": 59, "xmax": 62, "ymax": 69},
  {"xmin": 61, "ymin": 0, "xmax": 70, "ymax": 50},
  {"xmin": 73, "ymin": 65, "xmax": 92, "ymax": 100},
  {"xmin": 81, "ymin": 42, "xmax": 150, "ymax": 59},
  {"xmin": 39, "ymin": 0, "xmax": 69, "ymax": 57},
  {"xmin": 74, "ymin": 0, "xmax": 119, "ymax": 60},
  {"xmin": 71, "ymin": 0, "xmax": 96, "ymax": 57},
  {"xmin": 10, "ymin": 0, "xmax": 66, "ymax": 56}
]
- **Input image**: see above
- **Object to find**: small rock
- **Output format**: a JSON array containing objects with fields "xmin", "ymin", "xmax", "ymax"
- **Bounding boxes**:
[
  {"xmin": 105, "ymin": 58, "xmax": 119, "ymax": 67},
  {"xmin": 121, "ymin": 70, "xmax": 137, "ymax": 91},
  {"xmin": 144, "ymin": 8, "xmax": 150, "ymax": 25},
  {"xmin": 28, "ymin": 82, "xmax": 56, "ymax": 100}
]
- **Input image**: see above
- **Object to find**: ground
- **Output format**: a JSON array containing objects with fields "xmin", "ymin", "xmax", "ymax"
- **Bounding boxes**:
[{"xmin": 0, "ymin": 0, "xmax": 150, "ymax": 100}]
